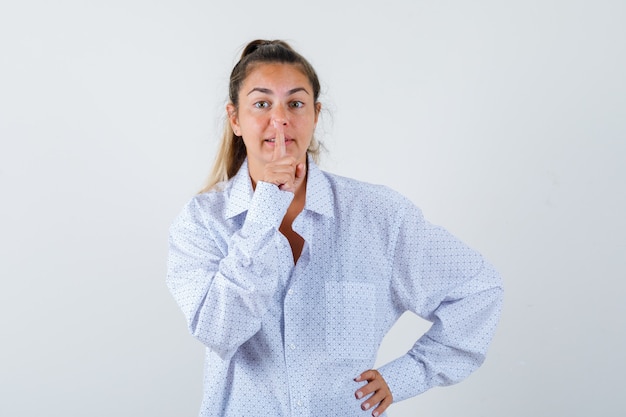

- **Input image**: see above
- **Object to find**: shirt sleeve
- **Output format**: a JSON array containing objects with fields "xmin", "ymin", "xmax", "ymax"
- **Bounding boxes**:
[
  {"xmin": 378, "ymin": 198, "xmax": 504, "ymax": 402},
  {"xmin": 166, "ymin": 181, "xmax": 294, "ymax": 360}
]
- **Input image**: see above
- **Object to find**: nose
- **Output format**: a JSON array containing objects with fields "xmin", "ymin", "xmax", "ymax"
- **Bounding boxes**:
[{"xmin": 271, "ymin": 104, "xmax": 289, "ymax": 126}]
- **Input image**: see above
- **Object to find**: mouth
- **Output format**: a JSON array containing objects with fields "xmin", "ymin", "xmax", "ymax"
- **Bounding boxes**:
[{"xmin": 264, "ymin": 138, "xmax": 294, "ymax": 144}]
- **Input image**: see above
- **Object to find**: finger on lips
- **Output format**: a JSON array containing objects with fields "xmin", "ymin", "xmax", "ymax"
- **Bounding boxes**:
[
  {"xmin": 272, "ymin": 119, "xmax": 287, "ymax": 160},
  {"xmin": 266, "ymin": 120, "xmax": 307, "ymax": 192}
]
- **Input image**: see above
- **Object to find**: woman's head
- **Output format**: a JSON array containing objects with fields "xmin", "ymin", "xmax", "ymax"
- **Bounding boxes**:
[{"xmin": 201, "ymin": 40, "xmax": 323, "ymax": 192}]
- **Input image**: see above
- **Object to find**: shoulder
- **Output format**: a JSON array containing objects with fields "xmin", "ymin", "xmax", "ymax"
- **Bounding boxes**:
[
  {"xmin": 195, "ymin": 180, "xmax": 232, "ymax": 209},
  {"xmin": 319, "ymin": 170, "xmax": 428, "ymax": 247},
  {"xmin": 172, "ymin": 179, "xmax": 234, "ymax": 230},
  {"xmin": 322, "ymin": 170, "xmax": 414, "ymax": 210}
]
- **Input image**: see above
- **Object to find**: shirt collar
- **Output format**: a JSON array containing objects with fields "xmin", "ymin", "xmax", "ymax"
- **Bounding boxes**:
[
  {"xmin": 224, "ymin": 160, "xmax": 254, "ymax": 219},
  {"xmin": 304, "ymin": 155, "xmax": 335, "ymax": 218},
  {"xmin": 224, "ymin": 155, "xmax": 335, "ymax": 219}
]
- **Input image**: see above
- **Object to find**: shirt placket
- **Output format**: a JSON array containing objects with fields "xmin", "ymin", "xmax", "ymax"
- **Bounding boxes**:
[{"xmin": 282, "ymin": 213, "xmax": 313, "ymax": 417}]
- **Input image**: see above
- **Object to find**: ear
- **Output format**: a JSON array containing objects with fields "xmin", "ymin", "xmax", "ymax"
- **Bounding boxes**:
[
  {"xmin": 314, "ymin": 102, "xmax": 322, "ymax": 124},
  {"xmin": 226, "ymin": 103, "xmax": 240, "ymax": 136}
]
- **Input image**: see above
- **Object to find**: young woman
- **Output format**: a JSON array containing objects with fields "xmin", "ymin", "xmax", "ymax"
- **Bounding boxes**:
[{"xmin": 167, "ymin": 39, "xmax": 503, "ymax": 417}]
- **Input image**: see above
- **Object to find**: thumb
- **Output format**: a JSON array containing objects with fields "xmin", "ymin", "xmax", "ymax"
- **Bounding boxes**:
[
  {"xmin": 294, "ymin": 162, "xmax": 306, "ymax": 186},
  {"xmin": 296, "ymin": 162, "xmax": 307, "ymax": 179}
]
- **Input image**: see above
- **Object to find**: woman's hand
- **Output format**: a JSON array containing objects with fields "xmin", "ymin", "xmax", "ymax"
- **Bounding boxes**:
[
  {"xmin": 261, "ymin": 121, "xmax": 305, "ymax": 193},
  {"xmin": 354, "ymin": 369, "xmax": 393, "ymax": 417}
]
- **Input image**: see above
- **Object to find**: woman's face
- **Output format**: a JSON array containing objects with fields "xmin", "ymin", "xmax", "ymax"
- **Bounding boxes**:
[{"xmin": 228, "ymin": 63, "xmax": 320, "ymax": 180}]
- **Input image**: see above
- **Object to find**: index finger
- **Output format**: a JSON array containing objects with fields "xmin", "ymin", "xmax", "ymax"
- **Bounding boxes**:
[{"xmin": 272, "ymin": 120, "xmax": 287, "ymax": 160}]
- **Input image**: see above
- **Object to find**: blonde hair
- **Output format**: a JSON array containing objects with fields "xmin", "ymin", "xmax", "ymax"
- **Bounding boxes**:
[{"xmin": 199, "ymin": 40, "xmax": 322, "ymax": 193}]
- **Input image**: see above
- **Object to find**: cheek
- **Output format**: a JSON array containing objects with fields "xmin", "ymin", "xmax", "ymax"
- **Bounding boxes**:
[
  {"xmin": 241, "ymin": 134, "xmax": 260, "ymax": 150},
  {"xmin": 303, "ymin": 118, "xmax": 318, "ymax": 137},
  {"xmin": 241, "ymin": 116, "xmax": 268, "ymax": 135}
]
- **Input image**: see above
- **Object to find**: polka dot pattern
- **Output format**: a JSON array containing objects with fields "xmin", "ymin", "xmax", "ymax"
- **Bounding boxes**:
[{"xmin": 167, "ymin": 158, "xmax": 503, "ymax": 416}]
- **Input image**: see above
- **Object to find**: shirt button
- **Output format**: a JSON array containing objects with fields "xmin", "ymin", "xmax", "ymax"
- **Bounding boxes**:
[
  {"xmin": 287, "ymin": 289, "xmax": 294, "ymax": 295},
  {"xmin": 296, "ymin": 400, "xmax": 302, "ymax": 407},
  {"xmin": 289, "ymin": 343, "xmax": 296, "ymax": 350}
]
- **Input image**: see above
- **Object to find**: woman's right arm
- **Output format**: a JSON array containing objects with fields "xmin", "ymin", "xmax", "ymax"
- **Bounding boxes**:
[{"xmin": 166, "ymin": 181, "xmax": 294, "ymax": 360}]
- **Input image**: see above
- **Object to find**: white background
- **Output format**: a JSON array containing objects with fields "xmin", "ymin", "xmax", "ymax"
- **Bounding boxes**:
[{"xmin": 1, "ymin": 1, "xmax": 624, "ymax": 416}]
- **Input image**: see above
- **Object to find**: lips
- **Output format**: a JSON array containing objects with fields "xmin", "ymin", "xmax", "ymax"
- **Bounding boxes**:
[{"xmin": 264, "ymin": 138, "xmax": 294, "ymax": 143}]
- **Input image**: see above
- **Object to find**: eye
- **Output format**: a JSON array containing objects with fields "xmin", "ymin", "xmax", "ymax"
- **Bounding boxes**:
[
  {"xmin": 254, "ymin": 101, "xmax": 270, "ymax": 109},
  {"xmin": 290, "ymin": 101, "xmax": 304, "ymax": 109}
]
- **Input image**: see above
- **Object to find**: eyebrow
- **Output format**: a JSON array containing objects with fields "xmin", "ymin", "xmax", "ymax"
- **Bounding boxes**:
[{"xmin": 246, "ymin": 87, "xmax": 310, "ymax": 96}]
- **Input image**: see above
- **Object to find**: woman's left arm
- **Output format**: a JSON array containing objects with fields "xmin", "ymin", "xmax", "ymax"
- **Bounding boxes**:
[{"xmin": 376, "ymin": 197, "xmax": 504, "ymax": 404}]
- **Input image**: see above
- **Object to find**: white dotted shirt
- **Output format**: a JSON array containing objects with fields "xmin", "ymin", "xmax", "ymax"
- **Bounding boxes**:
[{"xmin": 167, "ymin": 157, "xmax": 503, "ymax": 417}]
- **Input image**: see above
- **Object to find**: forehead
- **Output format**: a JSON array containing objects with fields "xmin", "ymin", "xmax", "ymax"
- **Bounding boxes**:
[{"xmin": 242, "ymin": 63, "xmax": 311, "ymax": 91}]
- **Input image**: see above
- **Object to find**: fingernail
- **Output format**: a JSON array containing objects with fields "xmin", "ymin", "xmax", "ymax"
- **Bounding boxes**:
[
  {"xmin": 356, "ymin": 391, "xmax": 363, "ymax": 399},
  {"xmin": 373, "ymin": 412, "xmax": 379, "ymax": 417},
  {"xmin": 362, "ymin": 403, "xmax": 370, "ymax": 410}
]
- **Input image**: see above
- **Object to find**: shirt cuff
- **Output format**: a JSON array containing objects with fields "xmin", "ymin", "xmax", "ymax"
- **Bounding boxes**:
[
  {"xmin": 243, "ymin": 181, "xmax": 294, "ymax": 230},
  {"xmin": 378, "ymin": 353, "xmax": 428, "ymax": 403}
]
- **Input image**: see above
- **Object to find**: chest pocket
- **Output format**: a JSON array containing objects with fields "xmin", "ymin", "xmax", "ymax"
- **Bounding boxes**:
[{"xmin": 324, "ymin": 281, "xmax": 378, "ymax": 360}]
